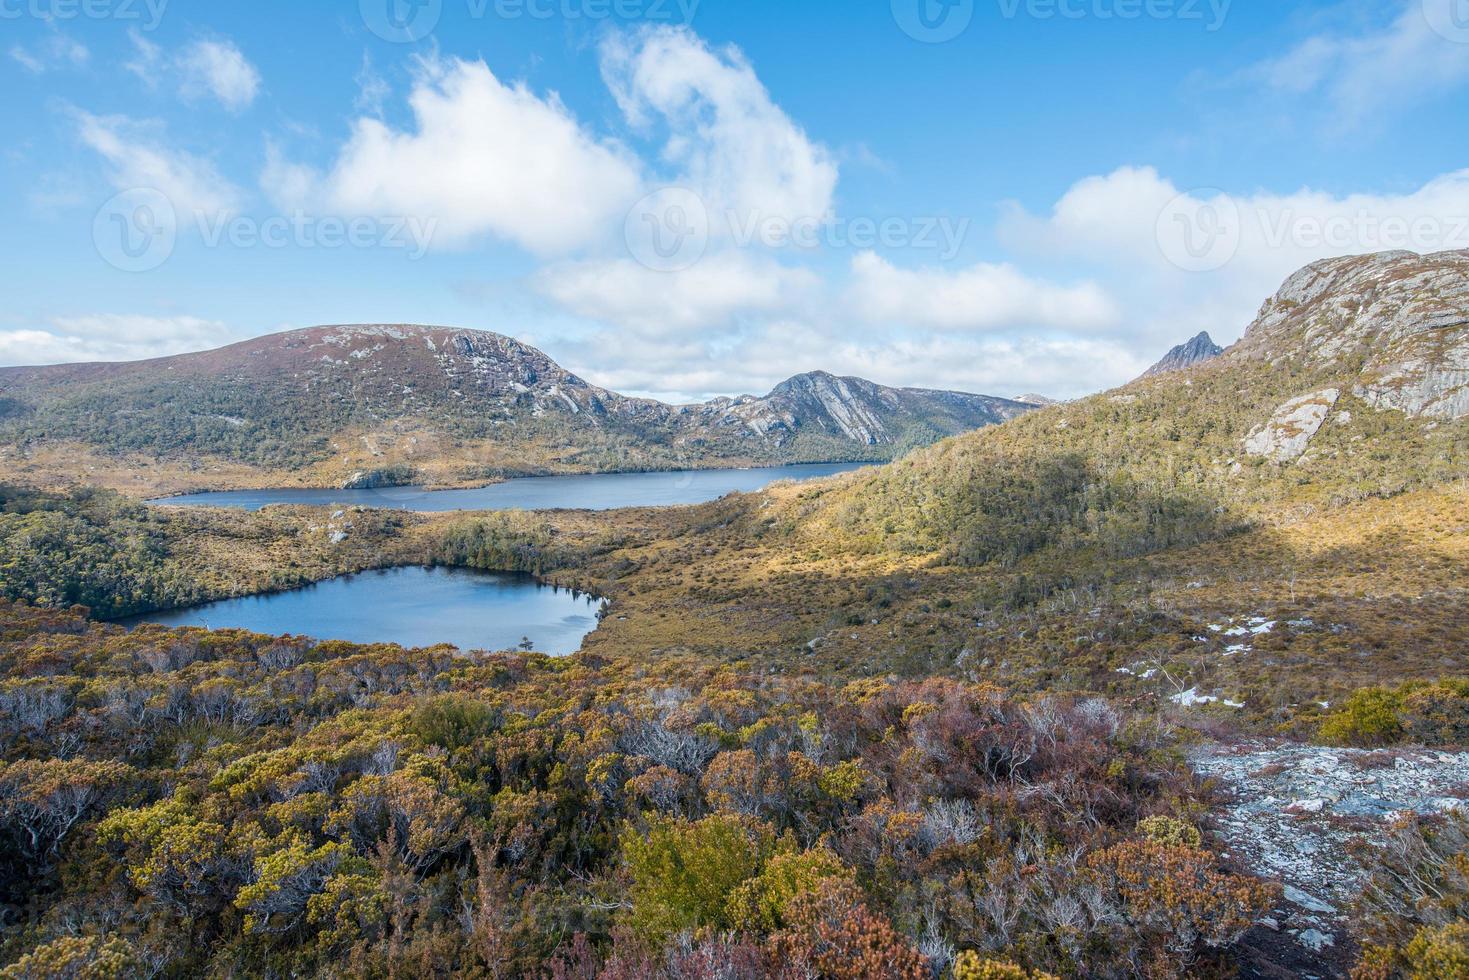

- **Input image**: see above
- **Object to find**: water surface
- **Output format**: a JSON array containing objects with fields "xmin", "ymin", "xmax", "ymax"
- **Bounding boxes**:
[
  {"xmin": 119, "ymin": 566, "xmax": 601, "ymax": 655},
  {"xmin": 151, "ymin": 462, "xmax": 873, "ymax": 512}
]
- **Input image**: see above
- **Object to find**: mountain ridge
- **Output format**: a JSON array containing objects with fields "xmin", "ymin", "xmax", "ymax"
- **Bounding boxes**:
[{"xmin": 0, "ymin": 323, "xmax": 1037, "ymax": 492}]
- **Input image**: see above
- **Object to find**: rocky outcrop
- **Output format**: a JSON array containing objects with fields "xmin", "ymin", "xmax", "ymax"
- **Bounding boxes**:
[
  {"xmin": 1234, "ymin": 250, "xmax": 1469, "ymax": 420},
  {"xmin": 1192, "ymin": 742, "xmax": 1469, "ymax": 970},
  {"xmin": 342, "ymin": 466, "xmax": 415, "ymax": 490},
  {"xmin": 1142, "ymin": 331, "xmax": 1224, "ymax": 378},
  {"xmin": 1243, "ymin": 390, "xmax": 1341, "ymax": 462},
  {"xmin": 698, "ymin": 371, "xmax": 1034, "ymax": 450}
]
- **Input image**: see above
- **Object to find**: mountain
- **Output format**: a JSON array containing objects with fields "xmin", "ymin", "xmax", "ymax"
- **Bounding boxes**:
[
  {"xmin": 0, "ymin": 324, "xmax": 1035, "ymax": 491},
  {"xmin": 807, "ymin": 250, "xmax": 1469, "ymax": 567},
  {"xmin": 1141, "ymin": 331, "xmax": 1224, "ymax": 377}
]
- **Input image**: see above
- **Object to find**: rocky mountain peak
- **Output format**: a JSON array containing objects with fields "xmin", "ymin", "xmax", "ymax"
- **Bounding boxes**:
[
  {"xmin": 1232, "ymin": 249, "xmax": 1469, "ymax": 420},
  {"xmin": 1142, "ymin": 331, "xmax": 1225, "ymax": 378}
]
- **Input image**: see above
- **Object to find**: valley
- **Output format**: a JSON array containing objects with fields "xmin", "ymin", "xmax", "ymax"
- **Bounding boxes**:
[{"xmin": 2, "ymin": 250, "xmax": 1469, "ymax": 978}]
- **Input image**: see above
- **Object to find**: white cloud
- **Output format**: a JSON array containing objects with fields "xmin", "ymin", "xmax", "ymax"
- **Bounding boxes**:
[
  {"xmin": 558, "ymin": 317, "xmax": 1147, "ymax": 404},
  {"xmin": 75, "ymin": 111, "xmax": 242, "ymax": 215},
  {"xmin": 0, "ymin": 316, "xmax": 235, "ymax": 367},
  {"xmin": 998, "ymin": 164, "xmax": 1469, "ymax": 349},
  {"xmin": 123, "ymin": 28, "xmax": 162, "ymax": 86},
  {"xmin": 601, "ymin": 26, "xmax": 838, "ymax": 228},
  {"xmin": 178, "ymin": 39, "xmax": 261, "ymax": 112},
  {"xmin": 1248, "ymin": 0, "xmax": 1469, "ymax": 123},
  {"xmin": 535, "ymin": 253, "xmax": 818, "ymax": 334},
  {"xmin": 264, "ymin": 57, "xmax": 642, "ymax": 254},
  {"xmin": 9, "ymin": 31, "xmax": 88, "ymax": 74},
  {"xmin": 847, "ymin": 252, "xmax": 1121, "ymax": 332}
]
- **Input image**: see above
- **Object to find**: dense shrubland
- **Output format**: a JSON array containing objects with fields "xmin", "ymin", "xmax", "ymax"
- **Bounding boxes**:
[
  {"xmin": 0, "ymin": 600, "xmax": 1278, "ymax": 978},
  {"xmin": 0, "ymin": 484, "xmax": 421, "ymax": 620}
]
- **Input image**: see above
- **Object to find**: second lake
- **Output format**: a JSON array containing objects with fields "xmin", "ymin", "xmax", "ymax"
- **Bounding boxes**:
[{"xmin": 118, "ymin": 566, "xmax": 603, "ymax": 655}]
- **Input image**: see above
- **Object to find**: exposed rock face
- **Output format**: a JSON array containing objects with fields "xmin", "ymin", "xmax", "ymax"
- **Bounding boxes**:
[
  {"xmin": 1192, "ymin": 743, "xmax": 1469, "ymax": 970},
  {"xmin": 695, "ymin": 371, "xmax": 1033, "ymax": 449},
  {"xmin": 1234, "ymin": 250, "xmax": 1469, "ymax": 419},
  {"xmin": 1142, "ymin": 331, "xmax": 1224, "ymax": 377},
  {"xmin": 1244, "ymin": 390, "xmax": 1341, "ymax": 462},
  {"xmin": 342, "ymin": 467, "xmax": 415, "ymax": 490}
]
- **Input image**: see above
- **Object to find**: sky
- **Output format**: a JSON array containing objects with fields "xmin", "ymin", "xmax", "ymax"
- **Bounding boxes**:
[{"xmin": 3, "ymin": 0, "xmax": 1469, "ymax": 402}]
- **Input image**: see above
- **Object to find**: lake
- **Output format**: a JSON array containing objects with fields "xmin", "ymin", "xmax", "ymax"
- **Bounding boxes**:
[
  {"xmin": 150, "ymin": 461, "xmax": 874, "ymax": 512},
  {"xmin": 118, "ymin": 566, "xmax": 602, "ymax": 655}
]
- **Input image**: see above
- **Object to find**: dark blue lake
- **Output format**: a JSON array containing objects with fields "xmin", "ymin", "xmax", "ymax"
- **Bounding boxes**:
[
  {"xmin": 119, "ymin": 566, "xmax": 602, "ymax": 655},
  {"xmin": 150, "ymin": 462, "xmax": 873, "ymax": 512}
]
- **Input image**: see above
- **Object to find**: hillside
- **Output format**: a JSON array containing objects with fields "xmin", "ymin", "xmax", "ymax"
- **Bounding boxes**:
[
  {"xmin": 3, "ymin": 252, "xmax": 1469, "ymax": 978},
  {"xmin": 0, "ymin": 325, "xmax": 1033, "ymax": 493}
]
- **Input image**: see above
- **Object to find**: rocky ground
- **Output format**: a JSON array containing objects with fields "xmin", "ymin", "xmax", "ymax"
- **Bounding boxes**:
[{"xmin": 1193, "ymin": 742, "xmax": 1469, "ymax": 978}]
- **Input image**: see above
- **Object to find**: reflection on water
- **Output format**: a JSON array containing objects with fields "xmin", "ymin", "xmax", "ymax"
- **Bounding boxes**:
[{"xmin": 118, "ymin": 566, "xmax": 602, "ymax": 656}]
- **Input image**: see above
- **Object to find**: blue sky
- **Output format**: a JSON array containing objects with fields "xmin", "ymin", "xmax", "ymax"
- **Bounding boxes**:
[{"xmin": 4, "ymin": 0, "xmax": 1469, "ymax": 399}]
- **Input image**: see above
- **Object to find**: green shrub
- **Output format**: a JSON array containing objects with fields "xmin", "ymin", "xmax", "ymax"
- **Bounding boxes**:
[
  {"xmin": 1319, "ymin": 688, "xmax": 1405, "ymax": 746},
  {"xmin": 621, "ymin": 813, "xmax": 777, "ymax": 943}
]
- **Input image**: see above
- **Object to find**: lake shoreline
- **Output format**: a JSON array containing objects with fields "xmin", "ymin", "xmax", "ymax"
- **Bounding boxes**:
[{"xmin": 113, "ymin": 565, "xmax": 608, "ymax": 656}]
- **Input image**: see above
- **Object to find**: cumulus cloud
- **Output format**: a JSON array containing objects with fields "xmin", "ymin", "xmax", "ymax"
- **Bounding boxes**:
[
  {"xmin": 178, "ymin": 39, "xmax": 261, "ymax": 112},
  {"xmin": 601, "ymin": 26, "xmax": 838, "ymax": 228},
  {"xmin": 999, "ymin": 164, "xmax": 1469, "ymax": 348},
  {"xmin": 847, "ymin": 252, "xmax": 1121, "ymax": 333},
  {"xmin": 263, "ymin": 57, "xmax": 642, "ymax": 254},
  {"xmin": 75, "ymin": 111, "xmax": 242, "ymax": 215},
  {"xmin": 558, "ymin": 317, "xmax": 1148, "ymax": 404},
  {"xmin": 1247, "ymin": 0, "xmax": 1469, "ymax": 124},
  {"xmin": 0, "ymin": 316, "xmax": 235, "ymax": 367},
  {"xmin": 535, "ymin": 253, "xmax": 819, "ymax": 334}
]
